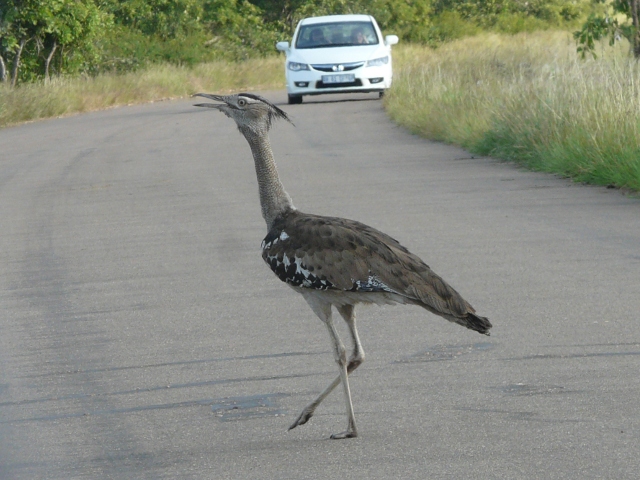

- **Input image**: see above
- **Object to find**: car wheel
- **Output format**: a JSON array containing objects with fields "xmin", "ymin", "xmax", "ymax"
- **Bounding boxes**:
[
  {"xmin": 379, "ymin": 91, "xmax": 385, "ymax": 99},
  {"xmin": 288, "ymin": 95, "xmax": 303, "ymax": 105}
]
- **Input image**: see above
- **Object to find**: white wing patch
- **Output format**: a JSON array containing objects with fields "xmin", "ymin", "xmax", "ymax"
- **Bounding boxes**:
[
  {"xmin": 261, "ymin": 231, "xmax": 290, "ymax": 250},
  {"xmin": 264, "ymin": 251, "xmax": 333, "ymax": 290},
  {"xmin": 351, "ymin": 274, "xmax": 397, "ymax": 293}
]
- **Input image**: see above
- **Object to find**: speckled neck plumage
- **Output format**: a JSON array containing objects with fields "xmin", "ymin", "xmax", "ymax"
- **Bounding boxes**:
[{"xmin": 241, "ymin": 126, "xmax": 295, "ymax": 230}]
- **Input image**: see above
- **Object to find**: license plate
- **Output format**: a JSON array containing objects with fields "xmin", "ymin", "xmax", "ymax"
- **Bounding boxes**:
[{"xmin": 322, "ymin": 74, "xmax": 355, "ymax": 84}]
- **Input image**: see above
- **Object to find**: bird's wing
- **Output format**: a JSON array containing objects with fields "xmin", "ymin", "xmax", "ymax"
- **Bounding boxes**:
[{"xmin": 262, "ymin": 211, "xmax": 475, "ymax": 318}]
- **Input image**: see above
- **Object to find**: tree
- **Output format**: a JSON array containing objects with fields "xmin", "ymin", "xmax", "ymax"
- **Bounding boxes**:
[
  {"xmin": 0, "ymin": 0, "xmax": 110, "ymax": 86},
  {"xmin": 199, "ymin": 0, "xmax": 280, "ymax": 58},
  {"xmin": 574, "ymin": 0, "xmax": 640, "ymax": 58},
  {"xmin": 0, "ymin": 0, "xmax": 38, "ymax": 86},
  {"xmin": 42, "ymin": 0, "xmax": 111, "ymax": 79},
  {"xmin": 0, "ymin": 4, "xmax": 10, "ymax": 82},
  {"xmin": 101, "ymin": 0, "xmax": 204, "ymax": 39},
  {"xmin": 0, "ymin": 55, "xmax": 6, "ymax": 82}
]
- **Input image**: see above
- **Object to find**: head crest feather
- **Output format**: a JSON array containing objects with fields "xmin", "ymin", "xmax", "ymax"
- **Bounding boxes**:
[{"xmin": 238, "ymin": 93, "xmax": 294, "ymax": 128}]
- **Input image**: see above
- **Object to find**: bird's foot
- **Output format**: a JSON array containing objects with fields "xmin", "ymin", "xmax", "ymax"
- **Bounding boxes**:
[
  {"xmin": 330, "ymin": 430, "xmax": 358, "ymax": 440},
  {"xmin": 288, "ymin": 407, "xmax": 315, "ymax": 430}
]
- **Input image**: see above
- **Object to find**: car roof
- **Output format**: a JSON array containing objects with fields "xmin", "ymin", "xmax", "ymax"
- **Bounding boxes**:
[{"xmin": 299, "ymin": 14, "xmax": 374, "ymax": 26}]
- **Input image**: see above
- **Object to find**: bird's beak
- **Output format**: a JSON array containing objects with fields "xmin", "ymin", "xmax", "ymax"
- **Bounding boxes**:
[{"xmin": 192, "ymin": 93, "xmax": 227, "ymax": 110}]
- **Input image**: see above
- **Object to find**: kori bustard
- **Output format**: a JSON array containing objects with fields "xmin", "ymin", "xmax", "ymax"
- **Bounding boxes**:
[{"xmin": 194, "ymin": 92, "xmax": 491, "ymax": 439}]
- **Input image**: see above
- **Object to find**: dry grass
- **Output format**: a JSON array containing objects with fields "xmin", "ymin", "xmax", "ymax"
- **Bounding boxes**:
[
  {"xmin": 386, "ymin": 32, "xmax": 640, "ymax": 191},
  {"xmin": 0, "ymin": 58, "xmax": 283, "ymax": 127}
]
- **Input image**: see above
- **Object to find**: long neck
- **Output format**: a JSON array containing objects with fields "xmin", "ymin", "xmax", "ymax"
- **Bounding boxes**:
[{"xmin": 241, "ymin": 127, "xmax": 295, "ymax": 230}]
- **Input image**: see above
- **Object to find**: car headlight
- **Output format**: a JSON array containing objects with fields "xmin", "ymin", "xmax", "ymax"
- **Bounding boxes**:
[
  {"xmin": 288, "ymin": 62, "xmax": 310, "ymax": 71},
  {"xmin": 367, "ymin": 56, "xmax": 389, "ymax": 67}
]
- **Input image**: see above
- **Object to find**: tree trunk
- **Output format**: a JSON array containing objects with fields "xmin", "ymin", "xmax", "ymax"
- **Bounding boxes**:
[
  {"xmin": 10, "ymin": 38, "xmax": 27, "ymax": 87},
  {"xmin": 632, "ymin": 0, "xmax": 640, "ymax": 58},
  {"xmin": 0, "ymin": 54, "xmax": 6, "ymax": 83},
  {"xmin": 44, "ymin": 41, "xmax": 58, "ymax": 82}
]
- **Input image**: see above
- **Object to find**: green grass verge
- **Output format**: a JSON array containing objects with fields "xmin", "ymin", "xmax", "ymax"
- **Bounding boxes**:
[
  {"xmin": 386, "ymin": 32, "xmax": 640, "ymax": 192},
  {"xmin": 0, "ymin": 58, "xmax": 283, "ymax": 128}
]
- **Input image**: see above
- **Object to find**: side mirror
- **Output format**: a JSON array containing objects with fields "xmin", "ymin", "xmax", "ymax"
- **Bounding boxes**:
[
  {"xmin": 276, "ymin": 41, "xmax": 290, "ymax": 52},
  {"xmin": 385, "ymin": 35, "xmax": 399, "ymax": 46}
]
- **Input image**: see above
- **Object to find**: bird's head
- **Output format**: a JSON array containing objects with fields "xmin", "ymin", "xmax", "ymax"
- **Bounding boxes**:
[{"xmin": 193, "ymin": 92, "xmax": 293, "ymax": 135}]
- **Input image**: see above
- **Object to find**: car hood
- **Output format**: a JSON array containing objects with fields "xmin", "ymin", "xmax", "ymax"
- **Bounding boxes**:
[{"xmin": 290, "ymin": 45, "xmax": 386, "ymax": 64}]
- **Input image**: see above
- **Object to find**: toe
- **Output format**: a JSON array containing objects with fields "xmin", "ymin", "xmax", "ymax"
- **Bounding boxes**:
[{"xmin": 289, "ymin": 409, "xmax": 313, "ymax": 430}]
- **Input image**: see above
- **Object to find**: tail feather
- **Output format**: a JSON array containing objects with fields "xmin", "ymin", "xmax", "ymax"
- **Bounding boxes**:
[
  {"xmin": 416, "ymin": 301, "xmax": 492, "ymax": 336},
  {"xmin": 464, "ymin": 312, "xmax": 492, "ymax": 336}
]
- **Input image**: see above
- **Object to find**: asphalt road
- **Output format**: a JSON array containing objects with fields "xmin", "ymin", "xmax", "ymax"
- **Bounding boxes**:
[{"xmin": 0, "ymin": 91, "xmax": 639, "ymax": 479}]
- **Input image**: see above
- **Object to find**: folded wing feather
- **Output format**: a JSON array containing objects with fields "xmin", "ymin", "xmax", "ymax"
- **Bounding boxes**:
[{"xmin": 262, "ymin": 210, "xmax": 476, "ymax": 320}]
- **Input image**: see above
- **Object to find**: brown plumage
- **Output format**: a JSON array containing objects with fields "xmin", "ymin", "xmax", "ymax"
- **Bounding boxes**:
[
  {"xmin": 194, "ymin": 92, "xmax": 491, "ymax": 439},
  {"xmin": 263, "ymin": 210, "xmax": 490, "ymax": 334}
]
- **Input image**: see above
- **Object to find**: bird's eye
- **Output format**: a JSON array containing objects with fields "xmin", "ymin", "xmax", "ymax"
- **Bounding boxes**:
[{"xmin": 238, "ymin": 98, "xmax": 247, "ymax": 107}]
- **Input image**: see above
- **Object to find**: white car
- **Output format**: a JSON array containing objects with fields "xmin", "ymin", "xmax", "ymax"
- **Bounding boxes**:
[{"xmin": 276, "ymin": 14, "xmax": 399, "ymax": 104}]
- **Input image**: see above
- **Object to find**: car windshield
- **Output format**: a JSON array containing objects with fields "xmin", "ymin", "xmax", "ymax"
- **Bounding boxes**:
[{"xmin": 295, "ymin": 21, "xmax": 379, "ymax": 49}]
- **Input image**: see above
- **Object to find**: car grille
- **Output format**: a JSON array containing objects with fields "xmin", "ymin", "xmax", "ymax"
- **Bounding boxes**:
[
  {"xmin": 315, "ymin": 79, "xmax": 363, "ymax": 89},
  {"xmin": 310, "ymin": 62, "xmax": 364, "ymax": 72}
]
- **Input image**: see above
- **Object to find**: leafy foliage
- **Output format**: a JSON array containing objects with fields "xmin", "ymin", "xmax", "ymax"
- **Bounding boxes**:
[
  {"xmin": 574, "ymin": 0, "xmax": 640, "ymax": 58},
  {"xmin": 0, "ymin": 0, "xmax": 111, "ymax": 84},
  {"xmin": 434, "ymin": 0, "xmax": 584, "ymax": 25}
]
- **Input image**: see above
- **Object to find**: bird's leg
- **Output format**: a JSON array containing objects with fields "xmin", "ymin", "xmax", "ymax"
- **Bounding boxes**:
[
  {"xmin": 338, "ymin": 304, "xmax": 366, "ymax": 374},
  {"xmin": 314, "ymin": 305, "xmax": 366, "ymax": 385},
  {"xmin": 323, "ymin": 316, "xmax": 358, "ymax": 439},
  {"xmin": 289, "ymin": 303, "xmax": 362, "ymax": 438}
]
